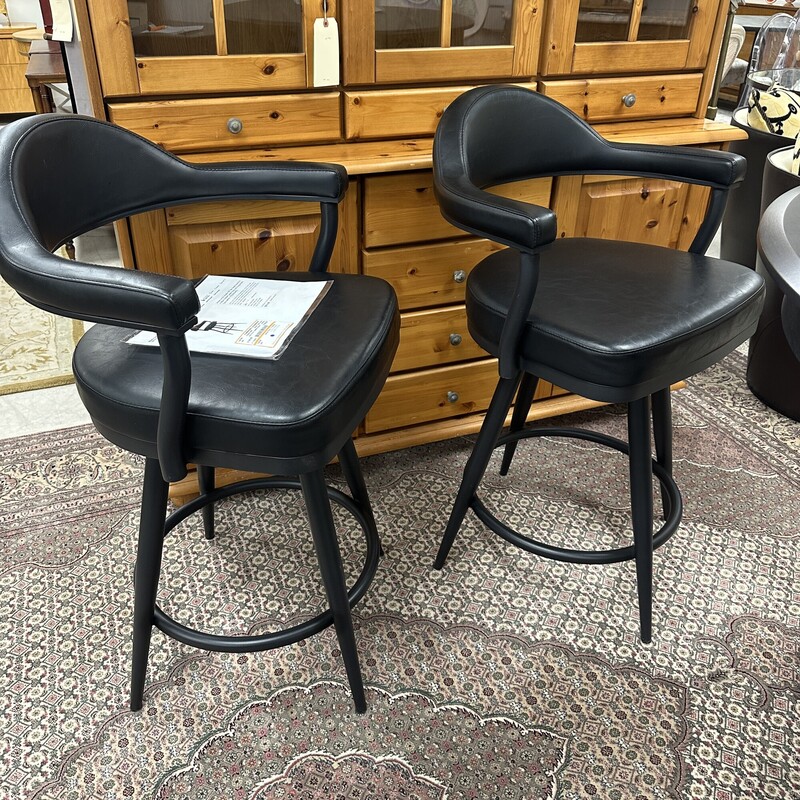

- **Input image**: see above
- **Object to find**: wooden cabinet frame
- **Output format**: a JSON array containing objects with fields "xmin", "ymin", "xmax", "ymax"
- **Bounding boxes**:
[
  {"xmin": 343, "ymin": 0, "xmax": 543, "ymax": 84},
  {"xmin": 542, "ymin": 0, "xmax": 721, "ymax": 76},
  {"xmin": 86, "ymin": 0, "xmax": 335, "ymax": 96}
]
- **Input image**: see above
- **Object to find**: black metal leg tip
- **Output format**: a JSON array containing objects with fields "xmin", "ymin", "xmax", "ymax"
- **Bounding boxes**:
[
  {"xmin": 640, "ymin": 631, "xmax": 652, "ymax": 645},
  {"xmin": 433, "ymin": 556, "xmax": 446, "ymax": 571},
  {"xmin": 204, "ymin": 529, "xmax": 215, "ymax": 540},
  {"xmin": 130, "ymin": 698, "xmax": 143, "ymax": 712}
]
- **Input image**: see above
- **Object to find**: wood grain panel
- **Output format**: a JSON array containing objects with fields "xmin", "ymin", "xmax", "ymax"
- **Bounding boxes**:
[
  {"xmin": 512, "ymin": 0, "xmax": 544, "ymax": 76},
  {"xmin": 540, "ymin": 74, "xmax": 702, "ymax": 123},
  {"xmin": 109, "ymin": 93, "xmax": 341, "ymax": 153},
  {"xmin": 364, "ymin": 172, "xmax": 552, "ymax": 248},
  {"xmin": 0, "ymin": 36, "xmax": 30, "ymax": 65},
  {"xmin": 345, "ymin": 86, "xmax": 475, "ymax": 141},
  {"xmin": 687, "ymin": 0, "xmax": 721, "ymax": 70},
  {"xmin": 393, "ymin": 306, "xmax": 489, "ymax": 372},
  {"xmin": 85, "ymin": 0, "xmax": 140, "ymax": 96},
  {"xmin": 571, "ymin": 175, "xmax": 691, "ymax": 249},
  {"xmin": 0, "ymin": 88, "xmax": 35, "ymax": 113},
  {"xmin": 164, "ymin": 182, "xmax": 357, "ymax": 279},
  {"xmin": 168, "ymin": 216, "xmax": 326, "ymax": 279},
  {"xmin": 540, "ymin": 0, "xmax": 581, "ymax": 75},
  {"xmin": 572, "ymin": 40, "xmax": 691, "ymax": 74},
  {"xmin": 364, "ymin": 359, "xmax": 499, "ymax": 432},
  {"xmin": 362, "ymin": 238, "xmax": 505, "ymax": 311},
  {"xmin": 0, "ymin": 65, "xmax": 28, "ymax": 91},
  {"xmin": 342, "ymin": 0, "xmax": 375, "ymax": 84},
  {"xmin": 128, "ymin": 210, "xmax": 174, "ymax": 274},
  {"xmin": 376, "ymin": 46, "xmax": 514, "ymax": 83},
  {"xmin": 363, "ymin": 171, "xmax": 465, "ymax": 247},
  {"xmin": 135, "ymin": 54, "xmax": 307, "ymax": 95}
]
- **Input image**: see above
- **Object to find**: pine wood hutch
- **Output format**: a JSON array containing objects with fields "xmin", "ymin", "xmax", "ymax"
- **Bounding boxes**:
[{"xmin": 70, "ymin": 0, "xmax": 745, "ymax": 498}]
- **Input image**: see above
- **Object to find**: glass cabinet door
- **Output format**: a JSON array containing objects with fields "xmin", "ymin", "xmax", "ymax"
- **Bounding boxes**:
[
  {"xmin": 543, "ymin": 0, "xmax": 720, "ymax": 75},
  {"xmin": 89, "ymin": 0, "xmax": 318, "ymax": 96},
  {"xmin": 344, "ymin": 0, "xmax": 541, "ymax": 84}
]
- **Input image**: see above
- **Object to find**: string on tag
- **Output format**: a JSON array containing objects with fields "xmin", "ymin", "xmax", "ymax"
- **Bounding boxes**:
[{"xmin": 322, "ymin": 0, "xmax": 329, "ymax": 27}]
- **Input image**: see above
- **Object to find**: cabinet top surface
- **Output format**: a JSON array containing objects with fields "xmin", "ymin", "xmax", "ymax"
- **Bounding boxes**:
[{"xmin": 183, "ymin": 119, "xmax": 747, "ymax": 174}]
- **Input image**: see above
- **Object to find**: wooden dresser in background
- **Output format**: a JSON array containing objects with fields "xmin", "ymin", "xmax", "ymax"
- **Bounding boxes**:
[
  {"xmin": 68, "ymin": 0, "xmax": 747, "ymax": 499},
  {"xmin": 0, "ymin": 24, "xmax": 36, "ymax": 114}
]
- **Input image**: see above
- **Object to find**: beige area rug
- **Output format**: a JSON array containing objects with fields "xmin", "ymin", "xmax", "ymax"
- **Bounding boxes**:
[
  {"xmin": 0, "ymin": 265, "xmax": 83, "ymax": 396},
  {"xmin": 1, "ymin": 350, "xmax": 798, "ymax": 799}
]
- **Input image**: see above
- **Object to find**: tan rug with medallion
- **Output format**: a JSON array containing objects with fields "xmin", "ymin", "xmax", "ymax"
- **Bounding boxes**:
[
  {"xmin": 1, "ymin": 350, "xmax": 798, "ymax": 799},
  {"xmin": 0, "ymin": 267, "xmax": 82, "ymax": 396}
]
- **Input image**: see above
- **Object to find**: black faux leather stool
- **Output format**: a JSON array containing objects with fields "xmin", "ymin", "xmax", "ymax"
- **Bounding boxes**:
[
  {"xmin": 0, "ymin": 115, "xmax": 399, "ymax": 713},
  {"xmin": 432, "ymin": 86, "xmax": 766, "ymax": 642}
]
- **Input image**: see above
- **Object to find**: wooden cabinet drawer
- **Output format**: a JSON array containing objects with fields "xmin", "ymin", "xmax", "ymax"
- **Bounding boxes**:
[
  {"xmin": 0, "ymin": 88, "xmax": 35, "ymax": 114},
  {"xmin": 108, "ymin": 93, "xmax": 342, "ymax": 153},
  {"xmin": 539, "ymin": 74, "xmax": 703, "ymax": 123},
  {"xmin": 365, "ymin": 359, "xmax": 498, "ymax": 433},
  {"xmin": 364, "ymin": 172, "xmax": 552, "ymax": 249},
  {"xmin": 363, "ymin": 171, "xmax": 465, "ymax": 248},
  {"xmin": 393, "ymin": 306, "xmax": 489, "ymax": 373},
  {"xmin": 345, "ymin": 83, "xmax": 537, "ymax": 141},
  {"xmin": 363, "ymin": 238, "xmax": 505, "ymax": 311},
  {"xmin": 345, "ymin": 86, "xmax": 475, "ymax": 141}
]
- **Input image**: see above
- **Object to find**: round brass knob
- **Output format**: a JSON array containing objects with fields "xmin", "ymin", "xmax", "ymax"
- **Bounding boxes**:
[
  {"xmin": 446, "ymin": 390, "xmax": 459, "ymax": 403},
  {"xmin": 453, "ymin": 269, "xmax": 466, "ymax": 283},
  {"xmin": 449, "ymin": 333, "xmax": 462, "ymax": 346},
  {"xmin": 622, "ymin": 93, "xmax": 637, "ymax": 108},
  {"xmin": 227, "ymin": 118, "xmax": 244, "ymax": 134}
]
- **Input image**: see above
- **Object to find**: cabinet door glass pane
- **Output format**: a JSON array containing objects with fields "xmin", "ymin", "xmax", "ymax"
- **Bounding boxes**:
[
  {"xmin": 638, "ymin": 0, "xmax": 692, "ymax": 41},
  {"xmin": 225, "ymin": 0, "xmax": 303, "ymax": 54},
  {"xmin": 575, "ymin": 0, "xmax": 633, "ymax": 43},
  {"xmin": 376, "ymin": 0, "xmax": 443, "ymax": 49},
  {"xmin": 459, "ymin": 0, "xmax": 515, "ymax": 47},
  {"xmin": 128, "ymin": 0, "xmax": 216, "ymax": 57}
]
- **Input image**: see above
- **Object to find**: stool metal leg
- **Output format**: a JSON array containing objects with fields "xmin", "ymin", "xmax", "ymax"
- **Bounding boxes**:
[
  {"xmin": 131, "ymin": 458, "xmax": 170, "ymax": 711},
  {"xmin": 628, "ymin": 397, "xmax": 654, "ymax": 644},
  {"xmin": 300, "ymin": 469, "xmax": 368, "ymax": 714},
  {"xmin": 338, "ymin": 438, "xmax": 383, "ymax": 558},
  {"xmin": 499, "ymin": 372, "xmax": 539, "ymax": 476},
  {"xmin": 197, "ymin": 465, "xmax": 216, "ymax": 540},
  {"xmin": 338, "ymin": 439, "xmax": 377, "ymax": 536},
  {"xmin": 435, "ymin": 374, "xmax": 521, "ymax": 570},
  {"xmin": 651, "ymin": 388, "xmax": 672, "ymax": 521}
]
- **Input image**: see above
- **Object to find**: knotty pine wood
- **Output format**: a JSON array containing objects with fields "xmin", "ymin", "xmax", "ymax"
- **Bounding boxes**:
[
  {"xmin": 539, "ymin": 73, "xmax": 703, "ymax": 123},
  {"xmin": 393, "ymin": 306, "xmax": 489, "ymax": 372},
  {"xmin": 362, "ymin": 238, "xmax": 504, "ymax": 311},
  {"xmin": 108, "ymin": 93, "xmax": 342, "ymax": 153}
]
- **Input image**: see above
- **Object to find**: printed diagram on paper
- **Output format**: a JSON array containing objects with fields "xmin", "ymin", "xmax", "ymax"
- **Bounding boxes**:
[{"xmin": 127, "ymin": 275, "xmax": 332, "ymax": 359}]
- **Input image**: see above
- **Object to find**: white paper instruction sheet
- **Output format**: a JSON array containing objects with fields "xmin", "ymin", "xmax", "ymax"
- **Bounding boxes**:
[{"xmin": 127, "ymin": 275, "xmax": 332, "ymax": 359}]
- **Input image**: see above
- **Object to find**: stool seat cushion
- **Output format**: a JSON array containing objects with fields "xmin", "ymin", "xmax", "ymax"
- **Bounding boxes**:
[
  {"xmin": 466, "ymin": 239, "xmax": 765, "ymax": 402},
  {"xmin": 74, "ymin": 272, "xmax": 399, "ymax": 472}
]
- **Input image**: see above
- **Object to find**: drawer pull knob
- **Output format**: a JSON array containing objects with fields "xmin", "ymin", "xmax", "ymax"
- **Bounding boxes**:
[
  {"xmin": 453, "ymin": 269, "xmax": 466, "ymax": 283},
  {"xmin": 622, "ymin": 93, "xmax": 637, "ymax": 108},
  {"xmin": 446, "ymin": 390, "xmax": 460, "ymax": 403},
  {"xmin": 449, "ymin": 333, "xmax": 463, "ymax": 346},
  {"xmin": 227, "ymin": 118, "xmax": 244, "ymax": 134}
]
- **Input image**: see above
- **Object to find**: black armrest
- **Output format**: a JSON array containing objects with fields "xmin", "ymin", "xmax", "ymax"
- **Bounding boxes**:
[
  {"xmin": 13, "ymin": 251, "xmax": 199, "ymax": 334},
  {"xmin": 602, "ymin": 141, "xmax": 747, "ymax": 189},
  {"xmin": 433, "ymin": 174, "xmax": 558, "ymax": 254}
]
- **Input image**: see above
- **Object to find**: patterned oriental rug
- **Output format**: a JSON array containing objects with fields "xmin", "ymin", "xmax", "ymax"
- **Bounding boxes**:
[
  {"xmin": 0, "ymin": 269, "xmax": 82, "ymax": 396},
  {"xmin": 1, "ymin": 350, "xmax": 798, "ymax": 799}
]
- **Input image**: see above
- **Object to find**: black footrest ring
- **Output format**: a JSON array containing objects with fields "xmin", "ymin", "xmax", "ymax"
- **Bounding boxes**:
[
  {"xmin": 471, "ymin": 426, "xmax": 682, "ymax": 565},
  {"xmin": 152, "ymin": 476, "xmax": 379, "ymax": 653}
]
